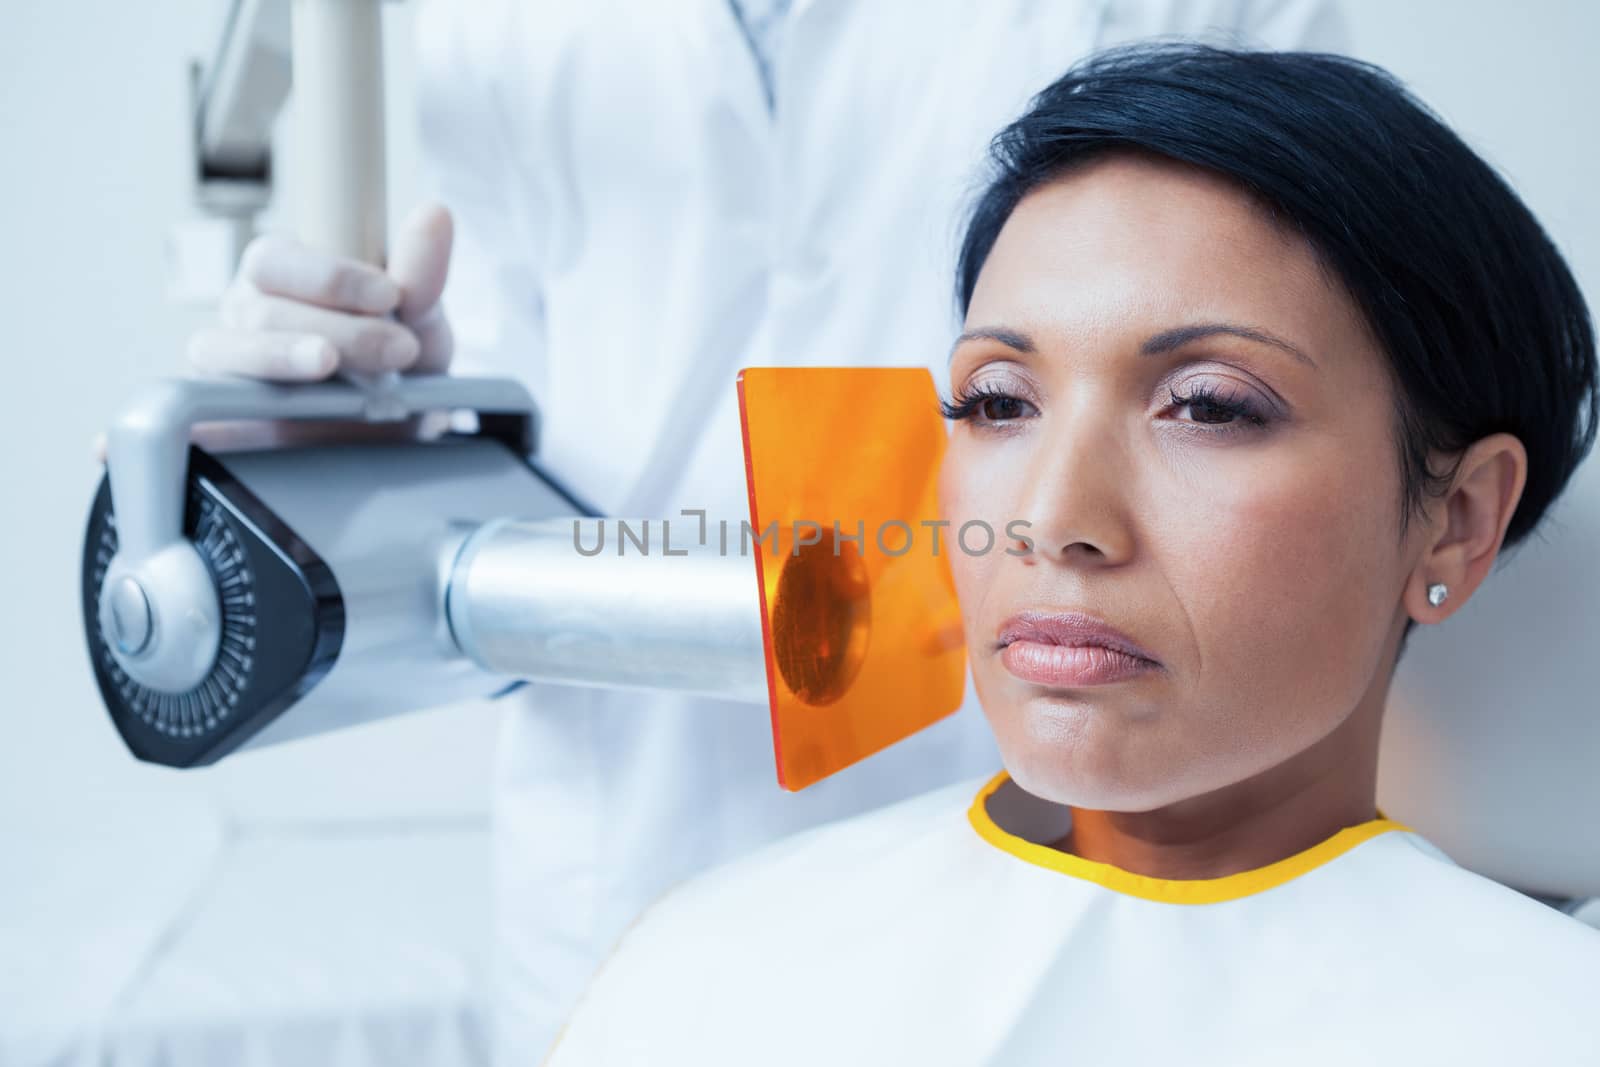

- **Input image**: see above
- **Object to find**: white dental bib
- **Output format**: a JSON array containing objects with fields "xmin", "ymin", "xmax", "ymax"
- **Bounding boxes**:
[{"xmin": 545, "ymin": 771, "xmax": 1600, "ymax": 1065}]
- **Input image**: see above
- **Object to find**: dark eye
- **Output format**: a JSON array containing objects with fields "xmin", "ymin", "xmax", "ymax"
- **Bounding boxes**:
[
  {"xmin": 1166, "ymin": 383, "xmax": 1269, "ymax": 430},
  {"xmin": 939, "ymin": 385, "xmax": 1036, "ymax": 425},
  {"xmin": 977, "ymin": 394, "xmax": 1027, "ymax": 421}
]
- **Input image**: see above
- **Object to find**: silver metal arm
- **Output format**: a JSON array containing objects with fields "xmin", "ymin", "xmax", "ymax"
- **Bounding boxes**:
[{"xmin": 195, "ymin": 0, "xmax": 291, "ymax": 183}]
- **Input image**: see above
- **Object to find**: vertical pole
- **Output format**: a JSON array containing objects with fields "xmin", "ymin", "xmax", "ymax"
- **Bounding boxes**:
[
  {"xmin": 289, "ymin": 0, "xmax": 387, "ymax": 264},
  {"xmin": 289, "ymin": 0, "xmax": 403, "ymax": 410}
]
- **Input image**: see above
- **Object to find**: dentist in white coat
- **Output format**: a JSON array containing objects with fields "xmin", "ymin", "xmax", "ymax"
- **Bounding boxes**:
[{"xmin": 188, "ymin": 1, "xmax": 1350, "ymax": 1060}]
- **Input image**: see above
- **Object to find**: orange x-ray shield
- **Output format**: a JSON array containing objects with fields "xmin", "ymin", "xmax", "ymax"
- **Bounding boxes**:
[{"xmin": 737, "ymin": 367, "xmax": 968, "ymax": 791}]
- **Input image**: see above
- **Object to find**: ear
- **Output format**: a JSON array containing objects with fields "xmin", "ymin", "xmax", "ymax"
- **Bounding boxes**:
[{"xmin": 1407, "ymin": 432, "xmax": 1528, "ymax": 624}]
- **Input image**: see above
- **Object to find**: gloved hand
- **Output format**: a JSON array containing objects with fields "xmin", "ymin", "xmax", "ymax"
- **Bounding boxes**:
[
  {"xmin": 188, "ymin": 200, "xmax": 456, "ymax": 380},
  {"xmin": 92, "ymin": 202, "xmax": 458, "ymax": 461}
]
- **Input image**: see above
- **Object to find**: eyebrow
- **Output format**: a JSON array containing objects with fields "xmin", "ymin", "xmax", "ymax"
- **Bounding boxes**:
[
  {"xmin": 951, "ymin": 326, "xmax": 1036, "ymax": 354},
  {"xmin": 951, "ymin": 321, "xmax": 1316, "ymax": 369}
]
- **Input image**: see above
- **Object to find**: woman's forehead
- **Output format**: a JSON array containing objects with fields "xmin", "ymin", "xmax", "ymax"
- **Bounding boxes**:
[{"xmin": 965, "ymin": 157, "xmax": 1365, "ymax": 364}]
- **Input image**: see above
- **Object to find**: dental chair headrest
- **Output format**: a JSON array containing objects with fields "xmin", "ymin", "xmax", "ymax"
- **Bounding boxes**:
[{"xmin": 1378, "ymin": 530, "xmax": 1599, "ymax": 901}]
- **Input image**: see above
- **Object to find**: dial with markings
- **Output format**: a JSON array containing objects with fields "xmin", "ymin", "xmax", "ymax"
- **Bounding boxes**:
[{"xmin": 89, "ymin": 489, "xmax": 257, "ymax": 739}]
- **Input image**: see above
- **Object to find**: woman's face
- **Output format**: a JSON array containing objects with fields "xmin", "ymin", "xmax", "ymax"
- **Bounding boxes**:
[{"xmin": 941, "ymin": 152, "xmax": 1424, "ymax": 811}]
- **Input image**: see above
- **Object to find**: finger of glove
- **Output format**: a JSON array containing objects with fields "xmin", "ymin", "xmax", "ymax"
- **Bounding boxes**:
[
  {"xmin": 391, "ymin": 201, "xmax": 454, "ymax": 323},
  {"xmin": 187, "ymin": 327, "xmax": 340, "ymax": 381},
  {"xmin": 239, "ymin": 233, "xmax": 401, "ymax": 314},
  {"xmin": 218, "ymin": 288, "xmax": 420, "ymax": 373},
  {"xmin": 406, "ymin": 303, "xmax": 455, "ymax": 375}
]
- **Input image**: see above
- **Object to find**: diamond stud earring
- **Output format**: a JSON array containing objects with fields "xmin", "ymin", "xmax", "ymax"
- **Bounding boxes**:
[{"xmin": 1426, "ymin": 582, "xmax": 1449, "ymax": 607}]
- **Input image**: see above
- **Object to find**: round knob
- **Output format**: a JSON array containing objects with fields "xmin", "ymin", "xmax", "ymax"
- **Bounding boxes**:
[
  {"xmin": 99, "ymin": 543, "xmax": 221, "ymax": 693},
  {"xmin": 108, "ymin": 577, "xmax": 153, "ymax": 656}
]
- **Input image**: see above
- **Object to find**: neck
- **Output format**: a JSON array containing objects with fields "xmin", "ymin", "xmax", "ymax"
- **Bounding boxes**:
[{"xmin": 1053, "ymin": 631, "xmax": 1400, "ymax": 881}]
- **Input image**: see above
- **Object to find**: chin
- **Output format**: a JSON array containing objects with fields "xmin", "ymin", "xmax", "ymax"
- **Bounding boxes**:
[{"xmin": 989, "ymin": 699, "xmax": 1195, "ymax": 812}]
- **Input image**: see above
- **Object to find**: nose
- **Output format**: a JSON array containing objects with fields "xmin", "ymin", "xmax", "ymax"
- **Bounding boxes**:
[{"xmin": 1008, "ymin": 393, "xmax": 1136, "ymax": 567}]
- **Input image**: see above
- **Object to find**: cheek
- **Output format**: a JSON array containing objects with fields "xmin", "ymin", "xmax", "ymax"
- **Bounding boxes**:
[
  {"xmin": 938, "ymin": 440, "xmax": 1022, "ymax": 631},
  {"xmin": 1164, "ymin": 432, "xmax": 1401, "ymax": 723}
]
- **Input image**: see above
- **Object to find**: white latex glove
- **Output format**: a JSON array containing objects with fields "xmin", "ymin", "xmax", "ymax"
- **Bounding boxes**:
[
  {"xmin": 92, "ymin": 203, "xmax": 458, "ymax": 462},
  {"xmin": 188, "ymin": 200, "xmax": 456, "ymax": 380}
]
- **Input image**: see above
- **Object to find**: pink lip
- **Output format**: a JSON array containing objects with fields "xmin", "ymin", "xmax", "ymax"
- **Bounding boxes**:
[{"xmin": 995, "ymin": 611, "xmax": 1160, "ymax": 687}]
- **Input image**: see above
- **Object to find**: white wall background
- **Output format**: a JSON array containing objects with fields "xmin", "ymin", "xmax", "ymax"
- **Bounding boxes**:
[{"xmin": 0, "ymin": 0, "xmax": 1594, "ymax": 1007}]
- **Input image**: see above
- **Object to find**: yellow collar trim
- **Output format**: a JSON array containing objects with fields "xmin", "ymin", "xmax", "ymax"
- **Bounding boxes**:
[{"xmin": 967, "ymin": 770, "xmax": 1412, "ymax": 906}]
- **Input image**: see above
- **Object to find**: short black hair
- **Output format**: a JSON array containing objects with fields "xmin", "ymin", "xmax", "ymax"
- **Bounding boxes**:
[{"xmin": 957, "ymin": 43, "xmax": 1597, "ymax": 650}]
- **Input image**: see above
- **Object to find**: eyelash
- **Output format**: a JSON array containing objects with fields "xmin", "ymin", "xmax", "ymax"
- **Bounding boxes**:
[
  {"xmin": 938, "ymin": 382, "xmax": 1271, "ymax": 433},
  {"xmin": 938, "ymin": 382, "xmax": 1028, "ymax": 423}
]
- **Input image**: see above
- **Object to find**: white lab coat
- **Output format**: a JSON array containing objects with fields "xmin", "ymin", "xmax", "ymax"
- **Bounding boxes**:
[
  {"xmin": 543, "ymin": 771, "xmax": 1600, "ymax": 1065},
  {"xmin": 410, "ymin": 1, "xmax": 1351, "ymax": 1060}
]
